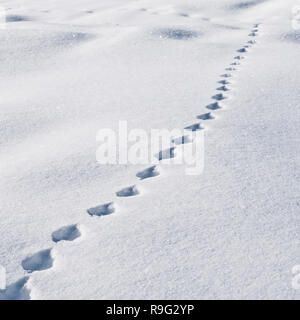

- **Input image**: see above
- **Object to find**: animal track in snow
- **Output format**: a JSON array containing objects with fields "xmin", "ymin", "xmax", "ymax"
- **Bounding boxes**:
[
  {"xmin": 221, "ymin": 73, "xmax": 232, "ymax": 78},
  {"xmin": 87, "ymin": 202, "xmax": 115, "ymax": 217},
  {"xmin": 212, "ymin": 93, "xmax": 228, "ymax": 101},
  {"xmin": 156, "ymin": 147, "xmax": 176, "ymax": 160},
  {"xmin": 41, "ymin": 23, "xmax": 262, "ymax": 294},
  {"xmin": 136, "ymin": 165, "xmax": 160, "ymax": 180},
  {"xmin": 219, "ymin": 79, "xmax": 231, "ymax": 85},
  {"xmin": 234, "ymin": 55, "xmax": 245, "ymax": 60},
  {"xmin": 206, "ymin": 102, "xmax": 222, "ymax": 110},
  {"xmin": 116, "ymin": 185, "xmax": 140, "ymax": 197},
  {"xmin": 172, "ymin": 135, "xmax": 193, "ymax": 145},
  {"xmin": 238, "ymin": 47, "xmax": 248, "ymax": 53},
  {"xmin": 197, "ymin": 112, "xmax": 215, "ymax": 120},
  {"xmin": 197, "ymin": 24, "xmax": 259, "ymax": 122},
  {"xmin": 6, "ymin": 15, "xmax": 29, "ymax": 22},
  {"xmin": 52, "ymin": 224, "xmax": 81, "ymax": 243},
  {"xmin": 5, "ymin": 24, "xmax": 263, "ymax": 299},
  {"xmin": 22, "ymin": 248, "xmax": 54, "ymax": 273},
  {"xmin": 217, "ymin": 85, "xmax": 230, "ymax": 91},
  {"xmin": 184, "ymin": 123, "xmax": 204, "ymax": 131},
  {"xmin": 0, "ymin": 277, "xmax": 31, "ymax": 300},
  {"xmin": 178, "ymin": 13, "xmax": 189, "ymax": 18},
  {"xmin": 225, "ymin": 67, "xmax": 237, "ymax": 72}
]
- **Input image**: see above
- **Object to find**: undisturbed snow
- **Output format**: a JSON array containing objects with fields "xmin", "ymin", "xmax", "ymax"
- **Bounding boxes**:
[{"xmin": 0, "ymin": 0, "xmax": 300, "ymax": 299}]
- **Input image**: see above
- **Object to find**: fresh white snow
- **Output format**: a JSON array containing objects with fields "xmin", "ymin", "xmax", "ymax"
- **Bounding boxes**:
[{"xmin": 0, "ymin": 0, "xmax": 300, "ymax": 299}]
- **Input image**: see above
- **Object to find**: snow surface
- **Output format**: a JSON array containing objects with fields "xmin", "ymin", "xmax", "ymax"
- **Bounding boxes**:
[{"xmin": 0, "ymin": 0, "xmax": 300, "ymax": 299}]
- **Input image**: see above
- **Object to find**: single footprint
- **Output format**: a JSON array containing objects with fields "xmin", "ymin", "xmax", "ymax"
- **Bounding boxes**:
[
  {"xmin": 52, "ymin": 224, "xmax": 81, "ymax": 243},
  {"xmin": 0, "ymin": 277, "xmax": 30, "ymax": 300},
  {"xmin": 87, "ymin": 202, "xmax": 115, "ymax": 217},
  {"xmin": 116, "ymin": 185, "xmax": 140, "ymax": 197},
  {"xmin": 231, "ymin": 62, "xmax": 240, "ymax": 66},
  {"xmin": 172, "ymin": 135, "xmax": 193, "ymax": 145},
  {"xmin": 248, "ymin": 32, "xmax": 257, "ymax": 37},
  {"xmin": 219, "ymin": 79, "xmax": 231, "ymax": 85},
  {"xmin": 5, "ymin": 15, "xmax": 29, "ymax": 22},
  {"xmin": 136, "ymin": 165, "xmax": 160, "ymax": 180},
  {"xmin": 225, "ymin": 67, "xmax": 236, "ymax": 71},
  {"xmin": 197, "ymin": 112, "xmax": 215, "ymax": 120},
  {"xmin": 217, "ymin": 85, "xmax": 230, "ymax": 91},
  {"xmin": 221, "ymin": 73, "xmax": 232, "ymax": 78},
  {"xmin": 248, "ymin": 40, "xmax": 256, "ymax": 44},
  {"xmin": 212, "ymin": 93, "xmax": 228, "ymax": 101},
  {"xmin": 184, "ymin": 123, "xmax": 203, "ymax": 131},
  {"xmin": 178, "ymin": 13, "xmax": 189, "ymax": 17},
  {"xmin": 234, "ymin": 55, "xmax": 245, "ymax": 60},
  {"xmin": 206, "ymin": 102, "xmax": 222, "ymax": 110},
  {"xmin": 22, "ymin": 249, "xmax": 53, "ymax": 273},
  {"xmin": 156, "ymin": 147, "xmax": 176, "ymax": 160},
  {"xmin": 238, "ymin": 48, "xmax": 248, "ymax": 53}
]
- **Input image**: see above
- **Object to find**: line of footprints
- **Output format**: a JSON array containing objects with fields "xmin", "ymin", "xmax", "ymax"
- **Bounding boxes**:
[{"xmin": 0, "ymin": 24, "xmax": 260, "ymax": 300}]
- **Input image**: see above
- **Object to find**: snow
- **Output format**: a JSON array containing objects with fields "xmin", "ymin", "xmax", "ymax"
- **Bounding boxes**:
[{"xmin": 0, "ymin": 0, "xmax": 300, "ymax": 299}]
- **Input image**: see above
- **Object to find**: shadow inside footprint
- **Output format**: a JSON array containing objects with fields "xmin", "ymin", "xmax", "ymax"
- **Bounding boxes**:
[
  {"xmin": 206, "ymin": 102, "xmax": 222, "ymax": 110},
  {"xmin": 221, "ymin": 73, "xmax": 232, "ymax": 78},
  {"xmin": 225, "ymin": 67, "xmax": 236, "ymax": 71},
  {"xmin": 87, "ymin": 202, "xmax": 115, "ymax": 217},
  {"xmin": 234, "ymin": 56, "xmax": 245, "ymax": 60},
  {"xmin": 136, "ymin": 166, "xmax": 160, "ymax": 180},
  {"xmin": 184, "ymin": 123, "xmax": 203, "ymax": 131},
  {"xmin": 22, "ymin": 249, "xmax": 53, "ymax": 273},
  {"xmin": 0, "ymin": 277, "xmax": 30, "ymax": 300},
  {"xmin": 52, "ymin": 224, "xmax": 81, "ymax": 243},
  {"xmin": 6, "ymin": 15, "xmax": 29, "ymax": 22},
  {"xmin": 197, "ymin": 112, "xmax": 214, "ymax": 120},
  {"xmin": 217, "ymin": 85, "xmax": 230, "ymax": 91},
  {"xmin": 212, "ymin": 93, "xmax": 227, "ymax": 101},
  {"xmin": 172, "ymin": 135, "xmax": 193, "ymax": 145},
  {"xmin": 156, "ymin": 147, "xmax": 176, "ymax": 160},
  {"xmin": 116, "ymin": 185, "xmax": 139, "ymax": 197},
  {"xmin": 238, "ymin": 48, "xmax": 248, "ymax": 53},
  {"xmin": 219, "ymin": 79, "xmax": 231, "ymax": 85}
]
